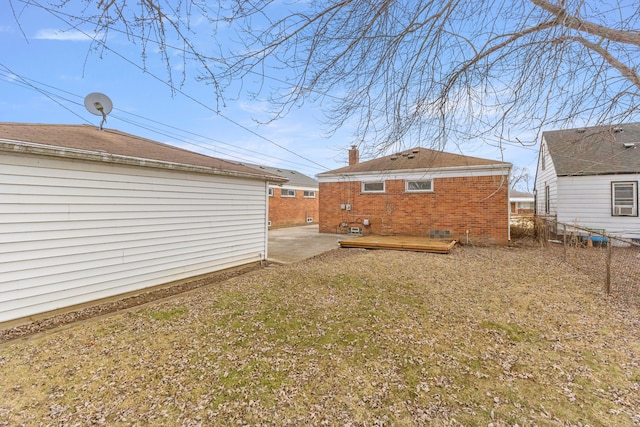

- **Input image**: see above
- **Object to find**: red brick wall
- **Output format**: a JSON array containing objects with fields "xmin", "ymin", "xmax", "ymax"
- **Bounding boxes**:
[
  {"xmin": 510, "ymin": 202, "xmax": 534, "ymax": 215},
  {"xmin": 269, "ymin": 188, "xmax": 319, "ymax": 228},
  {"xmin": 319, "ymin": 176, "xmax": 509, "ymax": 244}
]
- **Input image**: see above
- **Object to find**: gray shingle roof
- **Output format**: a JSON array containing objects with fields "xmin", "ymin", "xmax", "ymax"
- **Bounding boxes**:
[
  {"xmin": 543, "ymin": 123, "xmax": 640, "ymax": 176},
  {"xmin": 241, "ymin": 163, "xmax": 318, "ymax": 189},
  {"xmin": 0, "ymin": 122, "xmax": 285, "ymax": 181},
  {"xmin": 318, "ymin": 147, "xmax": 509, "ymax": 176}
]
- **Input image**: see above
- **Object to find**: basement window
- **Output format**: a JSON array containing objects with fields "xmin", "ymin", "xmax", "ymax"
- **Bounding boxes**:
[
  {"xmin": 362, "ymin": 182, "xmax": 385, "ymax": 193},
  {"xmin": 303, "ymin": 190, "xmax": 316, "ymax": 198},
  {"xmin": 612, "ymin": 181, "xmax": 638, "ymax": 216},
  {"xmin": 406, "ymin": 179, "xmax": 433, "ymax": 192},
  {"xmin": 281, "ymin": 189, "xmax": 296, "ymax": 197}
]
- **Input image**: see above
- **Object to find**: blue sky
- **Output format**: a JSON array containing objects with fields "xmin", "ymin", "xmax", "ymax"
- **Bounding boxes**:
[{"xmin": 0, "ymin": 2, "xmax": 541, "ymax": 181}]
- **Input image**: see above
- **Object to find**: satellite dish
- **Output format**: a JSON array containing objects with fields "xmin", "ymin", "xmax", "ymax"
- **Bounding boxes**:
[{"xmin": 84, "ymin": 92, "xmax": 113, "ymax": 130}]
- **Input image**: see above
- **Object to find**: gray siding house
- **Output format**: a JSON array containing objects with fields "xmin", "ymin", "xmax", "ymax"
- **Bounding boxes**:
[{"xmin": 0, "ymin": 123, "xmax": 285, "ymax": 323}]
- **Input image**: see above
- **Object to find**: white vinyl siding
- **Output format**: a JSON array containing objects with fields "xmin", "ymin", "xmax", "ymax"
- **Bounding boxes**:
[
  {"xmin": 0, "ymin": 153, "xmax": 268, "ymax": 322},
  {"xmin": 556, "ymin": 175, "xmax": 640, "ymax": 239},
  {"xmin": 534, "ymin": 139, "xmax": 558, "ymax": 215}
]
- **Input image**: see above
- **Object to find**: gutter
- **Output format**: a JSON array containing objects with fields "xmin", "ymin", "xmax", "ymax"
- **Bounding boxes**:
[{"xmin": 0, "ymin": 139, "xmax": 288, "ymax": 184}]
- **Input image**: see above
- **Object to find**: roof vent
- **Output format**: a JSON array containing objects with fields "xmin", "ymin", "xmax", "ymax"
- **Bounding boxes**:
[
  {"xmin": 407, "ymin": 154, "xmax": 415, "ymax": 159},
  {"xmin": 576, "ymin": 129, "xmax": 586, "ymax": 133},
  {"xmin": 402, "ymin": 152, "xmax": 409, "ymax": 157},
  {"xmin": 623, "ymin": 142, "xmax": 636, "ymax": 148},
  {"xmin": 613, "ymin": 127, "xmax": 623, "ymax": 133},
  {"xmin": 390, "ymin": 155, "xmax": 398, "ymax": 160},
  {"xmin": 412, "ymin": 149, "xmax": 419, "ymax": 153}
]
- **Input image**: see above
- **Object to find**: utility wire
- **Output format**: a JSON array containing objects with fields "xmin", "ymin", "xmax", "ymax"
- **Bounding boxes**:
[
  {"xmin": 17, "ymin": 0, "xmax": 330, "ymax": 171},
  {"xmin": 0, "ymin": 67, "xmax": 326, "ymax": 171}
]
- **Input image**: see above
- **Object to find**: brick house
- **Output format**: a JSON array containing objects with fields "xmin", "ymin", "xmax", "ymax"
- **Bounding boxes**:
[
  {"xmin": 243, "ymin": 164, "xmax": 319, "ymax": 228},
  {"xmin": 317, "ymin": 146, "xmax": 512, "ymax": 245},
  {"xmin": 509, "ymin": 190, "xmax": 535, "ymax": 215}
]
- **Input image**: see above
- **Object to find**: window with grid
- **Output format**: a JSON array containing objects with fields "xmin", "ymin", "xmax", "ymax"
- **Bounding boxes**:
[
  {"xmin": 612, "ymin": 181, "xmax": 638, "ymax": 216},
  {"xmin": 303, "ymin": 190, "xmax": 316, "ymax": 198},
  {"xmin": 281, "ymin": 189, "xmax": 296, "ymax": 197},
  {"xmin": 406, "ymin": 180, "xmax": 433, "ymax": 192}
]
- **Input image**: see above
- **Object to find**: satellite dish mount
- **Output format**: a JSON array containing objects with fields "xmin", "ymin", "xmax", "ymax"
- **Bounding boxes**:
[{"xmin": 84, "ymin": 92, "xmax": 113, "ymax": 130}]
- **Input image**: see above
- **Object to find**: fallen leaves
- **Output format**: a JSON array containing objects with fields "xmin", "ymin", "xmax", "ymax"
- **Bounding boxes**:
[{"xmin": 0, "ymin": 246, "xmax": 639, "ymax": 425}]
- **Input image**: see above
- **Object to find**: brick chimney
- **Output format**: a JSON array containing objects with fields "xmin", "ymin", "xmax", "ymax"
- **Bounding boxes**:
[{"xmin": 348, "ymin": 145, "xmax": 359, "ymax": 165}]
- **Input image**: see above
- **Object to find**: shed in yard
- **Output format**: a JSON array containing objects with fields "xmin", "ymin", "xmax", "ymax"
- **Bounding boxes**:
[
  {"xmin": 317, "ymin": 146, "xmax": 512, "ymax": 245},
  {"xmin": 535, "ymin": 123, "xmax": 640, "ymax": 241},
  {"xmin": 0, "ymin": 123, "xmax": 286, "ymax": 323}
]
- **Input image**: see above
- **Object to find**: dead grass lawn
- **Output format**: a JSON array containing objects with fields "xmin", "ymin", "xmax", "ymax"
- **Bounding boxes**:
[{"xmin": 1, "ymin": 246, "xmax": 639, "ymax": 426}]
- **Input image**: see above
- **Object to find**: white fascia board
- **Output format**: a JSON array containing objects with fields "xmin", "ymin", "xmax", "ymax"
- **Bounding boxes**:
[
  {"xmin": 0, "ymin": 139, "xmax": 288, "ymax": 183},
  {"xmin": 269, "ymin": 183, "xmax": 318, "ymax": 191},
  {"xmin": 317, "ymin": 164, "xmax": 511, "ymax": 183},
  {"xmin": 510, "ymin": 197, "xmax": 535, "ymax": 202}
]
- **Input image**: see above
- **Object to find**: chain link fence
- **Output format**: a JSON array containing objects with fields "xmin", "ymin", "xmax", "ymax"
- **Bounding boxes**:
[{"xmin": 533, "ymin": 216, "xmax": 640, "ymax": 307}]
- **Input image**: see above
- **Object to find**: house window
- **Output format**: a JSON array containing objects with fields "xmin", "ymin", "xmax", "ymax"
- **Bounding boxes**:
[
  {"xmin": 281, "ymin": 189, "xmax": 296, "ymax": 197},
  {"xmin": 362, "ymin": 182, "xmax": 385, "ymax": 193},
  {"xmin": 268, "ymin": 188, "xmax": 274, "ymax": 197},
  {"xmin": 406, "ymin": 179, "xmax": 433, "ymax": 192},
  {"xmin": 541, "ymin": 144, "xmax": 546, "ymax": 170},
  {"xmin": 612, "ymin": 181, "xmax": 638, "ymax": 216},
  {"xmin": 544, "ymin": 185, "xmax": 550, "ymax": 214},
  {"xmin": 303, "ymin": 190, "xmax": 316, "ymax": 198}
]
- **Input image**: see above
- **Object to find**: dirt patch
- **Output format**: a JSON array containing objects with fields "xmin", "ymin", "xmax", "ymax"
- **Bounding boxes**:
[{"xmin": 0, "ymin": 262, "xmax": 268, "ymax": 344}]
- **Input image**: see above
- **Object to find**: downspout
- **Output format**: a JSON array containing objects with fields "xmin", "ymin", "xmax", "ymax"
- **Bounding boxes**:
[
  {"xmin": 507, "ymin": 167, "xmax": 512, "ymax": 242},
  {"xmin": 263, "ymin": 181, "xmax": 270, "ymax": 262}
]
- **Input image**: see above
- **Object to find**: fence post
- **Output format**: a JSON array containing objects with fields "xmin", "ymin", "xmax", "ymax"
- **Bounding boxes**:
[
  {"xmin": 606, "ymin": 240, "xmax": 612, "ymax": 296},
  {"xmin": 562, "ymin": 224, "xmax": 566, "ymax": 261}
]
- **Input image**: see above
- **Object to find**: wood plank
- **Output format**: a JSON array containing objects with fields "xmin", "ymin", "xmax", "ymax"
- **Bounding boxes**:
[{"xmin": 338, "ymin": 235, "xmax": 457, "ymax": 254}]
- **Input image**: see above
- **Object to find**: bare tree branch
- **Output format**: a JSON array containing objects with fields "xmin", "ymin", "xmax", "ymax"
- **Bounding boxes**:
[{"xmin": 13, "ymin": 0, "xmax": 640, "ymax": 153}]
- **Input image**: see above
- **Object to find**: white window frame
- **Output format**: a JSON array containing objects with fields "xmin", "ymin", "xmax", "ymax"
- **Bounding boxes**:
[
  {"xmin": 268, "ymin": 188, "xmax": 274, "ymax": 197},
  {"xmin": 361, "ymin": 181, "xmax": 385, "ymax": 193},
  {"xmin": 303, "ymin": 190, "xmax": 316, "ymax": 198},
  {"xmin": 281, "ymin": 188, "xmax": 296, "ymax": 198},
  {"xmin": 611, "ymin": 181, "xmax": 638, "ymax": 217},
  {"xmin": 544, "ymin": 185, "xmax": 550, "ymax": 214},
  {"xmin": 405, "ymin": 179, "xmax": 433, "ymax": 192}
]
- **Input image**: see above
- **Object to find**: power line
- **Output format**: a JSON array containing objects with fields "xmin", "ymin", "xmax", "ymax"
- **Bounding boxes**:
[
  {"xmin": 17, "ymin": 0, "xmax": 330, "ymax": 172},
  {"xmin": 0, "ymin": 67, "xmax": 327, "ymax": 172}
]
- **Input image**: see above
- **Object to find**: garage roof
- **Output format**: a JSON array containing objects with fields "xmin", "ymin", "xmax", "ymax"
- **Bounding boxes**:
[{"xmin": 0, "ymin": 123, "xmax": 286, "ymax": 182}]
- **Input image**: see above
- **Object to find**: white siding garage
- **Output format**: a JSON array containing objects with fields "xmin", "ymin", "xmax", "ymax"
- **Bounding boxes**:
[{"xmin": 0, "ymin": 123, "xmax": 284, "ymax": 323}]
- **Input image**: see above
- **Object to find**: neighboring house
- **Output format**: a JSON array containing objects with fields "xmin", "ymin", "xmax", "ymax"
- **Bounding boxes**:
[
  {"xmin": 509, "ymin": 189, "xmax": 535, "ymax": 215},
  {"xmin": 0, "ymin": 123, "xmax": 286, "ymax": 323},
  {"xmin": 317, "ymin": 146, "xmax": 512, "ymax": 245},
  {"xmin": 535, "ymin": 123, "xmax": 640, "ymax": 241},
  {"xmin": 242, "ymin": 164, "xmax": 319, "ymax": 228}
]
